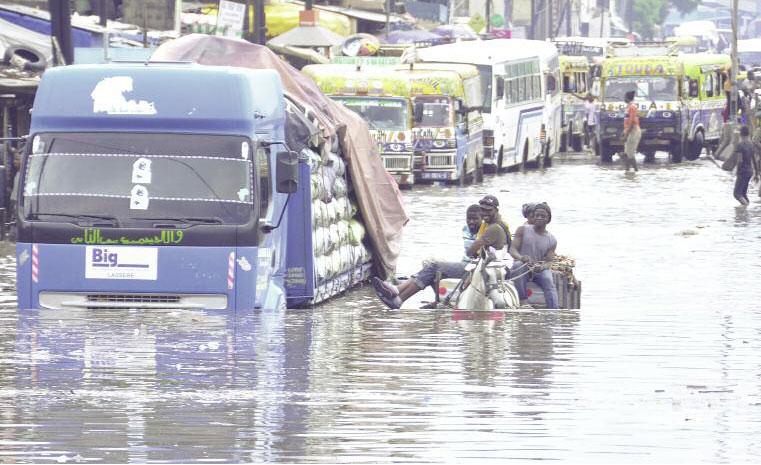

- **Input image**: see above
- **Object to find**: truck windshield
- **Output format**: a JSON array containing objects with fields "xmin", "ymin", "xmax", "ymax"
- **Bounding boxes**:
[
  {"xmin": 22, "ymin": 133, "xmax": 254, "ymax": 226},
  {"xmin": 604, "ymin": 76, "xmax": 678, "ymax": 102},
  {"xmin": 413, "ymin": 96, "xmax": 453, "ymax": 128},
  {"xmin": 334, "ymin": 97, "xmax": 408, "ymax": 131}
]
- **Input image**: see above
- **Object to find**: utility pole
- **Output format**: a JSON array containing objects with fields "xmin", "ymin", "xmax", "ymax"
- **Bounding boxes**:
[
  {"xmin": 386, "ymin": 0, "xmax": 390, "ymax": 40},
  {"xmin": 253, "ymin": 0, "xmax": 266, "ymax": 45},
  {"xmin": 730, "ymin": 0, "xmax": 738, "ymax": 125},
  {"xmin": 486, "ymin": 0, "xmax": 491, "ymax": 33},
  {"xmin": 529, "ymin": 0, "xmax": 535, "ymax": 39},
  {"xmin": 48, "ymin": 0, "xmax": 73, "ymax": 65}
]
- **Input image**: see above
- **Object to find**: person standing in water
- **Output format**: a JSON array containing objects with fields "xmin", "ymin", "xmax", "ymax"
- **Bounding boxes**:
[
  {"xmin": 733, "ymin": 125, "xmax": 760, "ymax": 206},
  {"xmin": 622, "ymin": 90, "xmax": 640, "ymax": 172}
]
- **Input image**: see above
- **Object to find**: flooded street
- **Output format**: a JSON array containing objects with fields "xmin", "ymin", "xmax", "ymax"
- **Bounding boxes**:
[{"xmin": 2, "ymin": 153, "xmax": 761, "ymax": 463}]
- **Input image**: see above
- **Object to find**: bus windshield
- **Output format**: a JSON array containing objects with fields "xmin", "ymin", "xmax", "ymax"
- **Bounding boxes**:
[
  {"xmin": 22, "ymin": 133, "xmax": 254, "ymax": 226},
  {"xmin": 604, "ymin": 76, "xmax": 678, "ymax": 101},
  {"xmin": 334, "ymin": 97, "xmax": 408, "ymax": 131},
  {"xmin": 476, "ymin": 65, "xmax": 493, "ymax": 113},
  {"xmin": 413, "ymin": 96, "xmax": 453, "ymax": 128}
]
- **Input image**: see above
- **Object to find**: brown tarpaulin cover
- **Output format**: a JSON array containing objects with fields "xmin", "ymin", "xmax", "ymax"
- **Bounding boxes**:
[{"xmin": 151, "ymin": 34, "xmax": 407, "ymax": 279}]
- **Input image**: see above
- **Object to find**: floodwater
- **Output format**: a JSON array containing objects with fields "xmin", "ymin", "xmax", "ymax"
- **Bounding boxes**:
[{"xmin": 2, "ymin": 152, "xmax": 761, "ymax": 463}]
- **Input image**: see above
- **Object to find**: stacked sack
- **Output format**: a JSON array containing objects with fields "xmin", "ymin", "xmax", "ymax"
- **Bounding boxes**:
[{"xmin": 309, "ymin": 147, "xmax": 372, "ymax": 286}]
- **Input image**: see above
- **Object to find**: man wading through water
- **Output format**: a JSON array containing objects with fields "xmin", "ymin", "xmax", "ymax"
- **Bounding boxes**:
[
  {"xmin": 732, "ymin": 125, "xmax": 760, "ymax": 206},
  {"xmin": 371, "ymin": 196, "xmax": 509, "ymax": 309},
  {"xmin": 622, "ymin": 90, "xmax": 640, "ymax": 172}
]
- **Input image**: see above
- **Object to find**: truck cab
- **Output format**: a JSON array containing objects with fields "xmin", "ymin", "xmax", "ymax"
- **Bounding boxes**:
[{"xmin": 14, "ymin": 64, "xmax": 300, "ymax": 310}]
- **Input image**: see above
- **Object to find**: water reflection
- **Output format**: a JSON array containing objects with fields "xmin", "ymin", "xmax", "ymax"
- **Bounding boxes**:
[{"xmin": 2, "ymin": 156, "xmax": 761, "ymax": 462}]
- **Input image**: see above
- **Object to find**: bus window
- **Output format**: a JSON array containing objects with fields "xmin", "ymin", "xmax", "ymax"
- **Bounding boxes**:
[
  {"xmin": 703, "ymin": 74, "xmax": 714, "ymax": 97},
  {"xmin": 713, "ymin": 71, "xmax": 722, "ymax": 97}
]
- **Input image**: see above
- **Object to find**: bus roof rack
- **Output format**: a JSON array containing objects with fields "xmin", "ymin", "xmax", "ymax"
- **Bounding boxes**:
[{"xmin": 607, "ymin": 41, "xmax": 678, "ymax": 57}]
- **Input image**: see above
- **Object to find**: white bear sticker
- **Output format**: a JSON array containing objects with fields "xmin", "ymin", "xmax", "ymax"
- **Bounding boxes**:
[{"xmin": 91, "ymin": 76, "xmax": 157, "ymax": 115}]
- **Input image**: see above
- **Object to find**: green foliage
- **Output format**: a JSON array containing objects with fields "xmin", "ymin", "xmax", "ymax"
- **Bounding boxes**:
[
  {"xmin": 632, "ymin": 0, "xmax": 701, "ymax": 40},
  {"xmin": 670, "ymin": 0, "xmax": 700, "ymax": 14}
]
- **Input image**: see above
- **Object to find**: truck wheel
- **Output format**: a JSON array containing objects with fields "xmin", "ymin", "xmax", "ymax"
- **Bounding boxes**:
[
  {"xmin": 643, "ymin": 150, "xmax": 656, "ymax": 163},
  {"xmin": 521, "ymin": 143, "xmax": 529, "ymax": 170},
  {"xmin": 685, "ymin": 131, "xmax": 703, "ymax": 161},
  {"xmin": 600, "ymin": 142, "xmax": 614, "ymax": 163},
  {"xmin": 543, "ymin": 139, "xmax": 553, "ymax": 167},
  {"xmin": 459, "ymin": 161, "xmax": 468, "ymax": 186},
  {"xmin": 559, "ymin": 130, "xmax": 568, "ymax": 152},
  {"xmin": 571, "ymin": 133, "xmax": 583, "ymax": 152},
  {"xmin": 496, "ymin": 148, "xmax": 503, "ymax": 173},
  {"xmin": 475, "ymin": 158, "xmax": 484, "ymax": 183},
  {"xmin": 670, "ymin": 139, "xmax": 684, "ymax": 163}
]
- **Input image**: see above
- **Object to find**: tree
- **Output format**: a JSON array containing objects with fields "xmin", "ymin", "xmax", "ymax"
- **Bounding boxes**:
[{"xmin": 632, "ymin": 0, "xmax": 701, "ymax": 40}]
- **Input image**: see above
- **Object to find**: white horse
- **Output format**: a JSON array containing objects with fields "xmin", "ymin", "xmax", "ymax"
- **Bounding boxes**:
[{"xmin": 438, "ymin": 247, "xmax": 520, "ymax": 310}]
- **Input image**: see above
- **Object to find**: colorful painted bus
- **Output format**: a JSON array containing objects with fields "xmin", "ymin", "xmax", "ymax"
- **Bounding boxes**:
[
  {"xmin": 303, "ymin": 63, "xmax": 484, "ymax": 185},
  {"xmin": 597, "ymin": 52, "xmax": 730, "ymax": 162},
  {"xmin": 413, "ymin": 39, "xmax": 562, "ymax": 171}
]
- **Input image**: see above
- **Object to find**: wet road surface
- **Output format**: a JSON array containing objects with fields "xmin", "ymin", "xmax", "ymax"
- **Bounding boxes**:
[{"xmin": 1, "ymin": 152, "xmax": 761, "ymax": 463}]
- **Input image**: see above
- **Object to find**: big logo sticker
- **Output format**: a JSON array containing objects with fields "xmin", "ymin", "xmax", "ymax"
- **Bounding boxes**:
[{"xmin": 85, "ymin": 246, "xmax": 157, "ymax": 280}]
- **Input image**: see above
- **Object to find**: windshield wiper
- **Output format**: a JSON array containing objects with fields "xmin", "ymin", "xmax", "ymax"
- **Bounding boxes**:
[
  {"xmin": 133, "ymin": 216, "xmax": 224, "ymax": 227},
  {"xmin": 28, "ymin": 212, "xmax": 119, "ymax": 226}
]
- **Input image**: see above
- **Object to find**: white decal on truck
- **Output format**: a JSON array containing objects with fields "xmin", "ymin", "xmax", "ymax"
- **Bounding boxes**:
[
  {"xmin": 85, "ymin": 246, "xmax": 157, "ymax": 280},
  {"xmin": 91, "ymin": 76, "xmax": 157, "ymax": 115},
  {"xmin": 130, "ymin": 185, "xmax": 149, "ymax": 210},
  {"xmin": 132, "ymin": 158, "xmax": 152, "ymax": 184}
]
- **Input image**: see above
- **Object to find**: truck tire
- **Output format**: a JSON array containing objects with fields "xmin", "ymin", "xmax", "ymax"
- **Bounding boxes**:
[
  {"xmin": 600, "ymin": 142, "xmax": 614, "ymax": 163},
  {"xmin": 685, "ymin": 130, "xmax": 703, "ymax": 161},
  {"xmin": 670, "ymin": 139, "xmax": 684, "ymax": 163},
  {"xmin": 643, "ymin": 150, "xmax": 656, "ymax": 163},
  {"xmin": 543, "ymin": 139, "xmax": 553, "ymax": 167},
  {"xmin": 571, "ymin": 133, "xmax": 583, "ymax": 152},
  {"xmin": 459, "ymin": 161, "xmax": 468, "ymax": 186},
  {"xmin": 559, "ymin": 130, "xmax": 568, "ymax": 152}
]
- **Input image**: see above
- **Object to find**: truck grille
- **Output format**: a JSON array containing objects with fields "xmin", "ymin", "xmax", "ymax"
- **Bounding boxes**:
[
  {"xmin": 38, "ymin": 292, "xmax": 228, "ymax": 310},
  {"xmin": 426, "ymin": 154, "xmax": 456, "ymax": 168},
  {"xmin": 87, "ymin": 294, "xmax": 181, "ymax": 304},
  {"xmin": 383, "ymin": 155, "xmax": 412, "ymax": 171}
]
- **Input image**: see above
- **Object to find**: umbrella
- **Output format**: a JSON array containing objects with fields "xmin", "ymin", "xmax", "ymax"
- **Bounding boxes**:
[
  {"xmin": 432, "ymin": 24, "xmax": 479, "ymax": 40},
  {"xmin": 267, "ymin": 25, "xmax": 345, "ymax": 48},
  {"xmin": 384, "ymin": 29, "xmax": 441, "ymax": 45}
]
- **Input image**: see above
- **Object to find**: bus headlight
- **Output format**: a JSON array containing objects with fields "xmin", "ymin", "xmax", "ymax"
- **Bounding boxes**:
[{"xmin": 661, "ymin": 111, "xmax": 673, "ymax": 118}]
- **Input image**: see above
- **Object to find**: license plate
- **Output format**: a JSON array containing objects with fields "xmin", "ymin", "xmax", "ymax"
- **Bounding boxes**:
[{"xmin": 422, "ymin": 172, "xmax": 451, "ymax": 180}]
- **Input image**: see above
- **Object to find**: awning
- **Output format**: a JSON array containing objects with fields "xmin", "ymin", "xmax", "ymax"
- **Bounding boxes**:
[
  {"xmin": 267, "ymin": 25, "xmax": 346, "ymax": 48},
  {"xmin": 289, "ymin": 1, "xmax": 406, "ymax": 23}
]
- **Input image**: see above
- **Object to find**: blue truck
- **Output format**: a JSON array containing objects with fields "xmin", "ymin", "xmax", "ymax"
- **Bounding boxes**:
[{"xmin": 10, "ymin": 63, "xmax": 373, "ymax": 310}]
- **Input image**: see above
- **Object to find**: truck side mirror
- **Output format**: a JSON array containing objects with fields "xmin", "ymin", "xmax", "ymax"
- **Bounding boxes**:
[
  {"xmin": 413, "ymin": 102, "xmax": 424, "ymax": 123},
  {"xmin": 689, "ymin": 79, "xmax": 699, "ymax": 98},
  {"xmin": 454, "ymin": 99, "xmax": 464, "ymax": 114},
  {"xmin": 275, "ymin": 150, "xmax": 298, "ymax": 194},
  {"xmin": 496, "ymin": 77, "xmax": 505, "ymax": 99},
  {"xmin": 546, "ymin": 74, "xmax": 557, "ymax": 93},
  {"xmin": 0, "ymin": 165, "xmax": 8, "ymax": 210}
]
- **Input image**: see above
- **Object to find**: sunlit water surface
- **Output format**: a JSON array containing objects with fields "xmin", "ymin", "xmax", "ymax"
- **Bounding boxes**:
[{"xmin": 1, "ymin": 153, "xmax": 761, "ymax": 463}]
